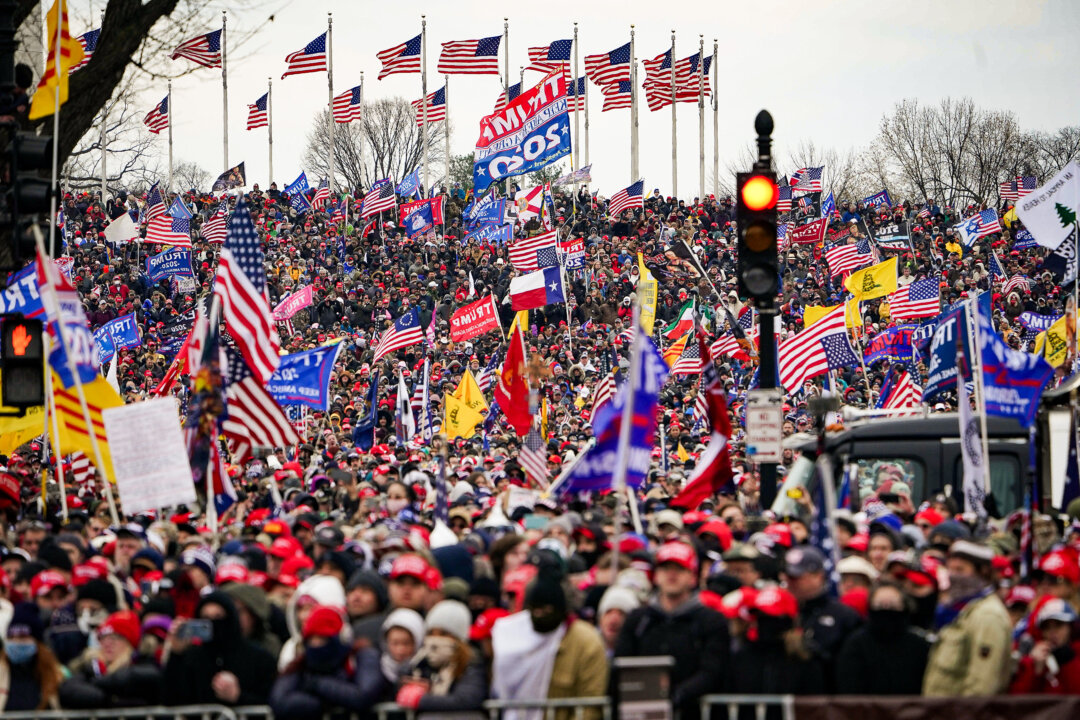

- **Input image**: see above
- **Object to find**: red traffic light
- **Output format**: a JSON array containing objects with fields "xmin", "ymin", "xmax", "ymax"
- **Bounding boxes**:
[{"xmin": 740, "ymin": 175, "xmax": 778, "ymax": 211}]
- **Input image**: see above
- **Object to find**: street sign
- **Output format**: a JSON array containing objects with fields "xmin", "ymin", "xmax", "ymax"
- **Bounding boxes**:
[{"xmin": 746, "ymin": 388, "xmax": 784, "ymax": 462}]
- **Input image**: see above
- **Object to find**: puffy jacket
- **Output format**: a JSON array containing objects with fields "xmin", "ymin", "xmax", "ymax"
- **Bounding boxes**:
[
  {"xmin": 798, "ymin": 591, "xmax": 863, "ymax": 691},
  {"xmin": 59, "ymin": 656, "xmax": 163, "ymax": 709},
  {"xmin": 835, "ymin": 625, "xmax": 930, "ymax": 695},
  {"xmin": 549, "ymin": 619, "xmax": 609, "ymax": 720},
  {"xmin": 269, "ymin": 646, "xmax": 389, "ymax": 720},
  {"xmin": 923, "ymin": 592, "xmax": 1012, "ymax": 696},
  {"xmin": 1010, "ymin": 640, "xmax": 1080, "ymax": 695}
]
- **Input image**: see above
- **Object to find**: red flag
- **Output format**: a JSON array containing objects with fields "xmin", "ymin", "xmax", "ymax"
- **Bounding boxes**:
[{"xmin": 494, "ymin": 324, "xmax": 532, "ymax": 437}]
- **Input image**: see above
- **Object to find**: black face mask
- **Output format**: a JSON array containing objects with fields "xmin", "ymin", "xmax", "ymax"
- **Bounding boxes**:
[
  {"xmin": 754, "ymin": 615, "xmax": 793, "ymax": 646},
  {"xmin": 305, "ymin": 637, "xmax": 349, "ymax": 674},
  {"xmin": 868, "ymin": 609, "xmax": 909, "ymax": 640},
  {"xmin": 530, "ymin": 608, "xmax": 567, "ymax": 634},
  {"xmin": 910, "ymin": 593, "xmax": 938, "ymax": 629}
]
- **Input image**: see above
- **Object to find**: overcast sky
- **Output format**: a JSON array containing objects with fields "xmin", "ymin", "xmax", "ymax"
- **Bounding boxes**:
[{"xmin": 146, "ymin": 0, "xmax": 1079, "ymax": 197}]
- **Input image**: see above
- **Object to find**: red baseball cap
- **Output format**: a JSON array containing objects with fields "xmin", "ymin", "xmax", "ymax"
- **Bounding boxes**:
[
  {"xmin": 72, "ymin": 562, "xmax": 109, "ymax": 586},
  {"xmin": 751, "ymin": 586, "xmax": 799, "ymax": 618},
  {"xmin": 98, "ymin": 610, "xmax": 141, "ymax": 648},
  {"xmin": 216, "ymin": 564, "xmax": 249, "ymax": 585},
  {"xmin": 269, "ymin": 537, "xmax": 299, "ymax": 560},
  {"xmin": 31, "ymin": 569, "xmax": 69, "ymax": 598},
  {"xmin": 696, "ymin": 519, "xmax": 734, "ymax": 552},
  {"xmin": 390, "ymin": 554, "xmax": 431, "ymax": 583},
  {"xmin": 654, "ymin": 541, "xmax": 699, "ymax": 574},
  {"xmin": 469, "ymin": 608, "xmax": 510, "ymax": 642},
  {"xmin": 1040, "ymin": 550, "xmax": 1080, "ymax": 585}
]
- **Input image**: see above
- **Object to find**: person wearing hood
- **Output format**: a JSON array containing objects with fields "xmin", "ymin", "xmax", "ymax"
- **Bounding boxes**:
[
  {"xmin": 347, "ymin": 568, "xmax": 389, "ymax": 645},
  {"xmin": 395, "ymin": 599, "xmax": 487, "ymax": 714},
  {"xmin": 269, "ymin": 605, "xmax": 386, "ymax": 720},
  {"xmin": 835, "ymin": 582, "xmax": 930, "ymax": 694},
  {"xmin": 614, "ymin": 541, "xmax": 729, "ymax": 720},
  {"xmin": 223, "ymin": 582, "xmax": 282, "ymax": 657},
  {"xmin": 0, "ymin": 602, "xmax": 64, "ymax": 711},
  {"xmin": 59, "ymin": 610, "xmax": 164, "ymax": 708},
  {"xmin": 380, "ymin": 608, "xmax": 424, "ymax": 685},
  {"xmin": 161, "ymin": 591, "xmax": 277, "ymax": 705},
  {"xmin": 279, "ymin": 574, "xmax": 348, "ymax": 671}
]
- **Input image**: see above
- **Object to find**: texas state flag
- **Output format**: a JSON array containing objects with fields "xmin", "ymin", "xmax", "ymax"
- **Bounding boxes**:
[{"xmin": 508, "ymin": 266, "xmax": 565, "ymax": 310}]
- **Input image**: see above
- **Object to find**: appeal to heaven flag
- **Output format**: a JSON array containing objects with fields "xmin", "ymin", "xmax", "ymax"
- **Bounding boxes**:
[{"xmin": 844, "ymin": 257, "xmax": 898, "ymax": 302}]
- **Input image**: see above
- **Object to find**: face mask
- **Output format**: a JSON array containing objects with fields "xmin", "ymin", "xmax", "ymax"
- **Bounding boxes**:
[
  {"xmin": 947, "ymin": 573, "xmax": 988, "ymax": 601},
  {"xmin": 868, "ymin": 609, "xmax": 909, "ymax": 640},
  {"xmin": 529, "ymin": 607, "xmax": 567, "ymax": 634},
  {"xmin": 306, "ymin": 637, "xmax": 349, "ymax": 674},
  {"xmin": 6, "ymin": 641, "xmax": 38, "ymax": 665},
  {"xmin": 911, "ymin": 593, "xmax": 938, "ymax": 628},
  {"xmin": 422, "ymin": 635, "xmax": 458, "ymax": 669},
  {"xmin": 753, "ymin": 615, "xmax": 792, "ymax": 645},
  {"xmin": 386, "ymin": 498, "xmax": 409, "ymax": 515}
]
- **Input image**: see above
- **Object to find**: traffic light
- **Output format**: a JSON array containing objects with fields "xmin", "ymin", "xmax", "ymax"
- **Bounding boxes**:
[
  {"xmin": 1, "ymin": 315, "xmax": 45, "ymax": 408},
  {"xmin": 736, "ymin": 171, "xmax": 779, "ymax": 306},
  {"xmin": 0, "ymin": 131, "xmax": 54, "ymax": 271}
]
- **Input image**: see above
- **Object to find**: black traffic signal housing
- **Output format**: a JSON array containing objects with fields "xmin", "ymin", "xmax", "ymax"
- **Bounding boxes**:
[
  {"xmin": 0, "ymin": 130, "xmax": 55, "ymax": 272},
  {"xmin": 736, "ymin": 171, "xmax": 779, "ymax": 307},
  {"xmin": 1, "ymin": 315, "xmax": 45, "ymax": 408}
]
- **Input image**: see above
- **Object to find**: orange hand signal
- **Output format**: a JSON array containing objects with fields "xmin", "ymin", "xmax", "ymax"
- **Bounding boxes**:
[{"xmin": 11, "ymin": 324, "xmax": 32, "ymax": 356}]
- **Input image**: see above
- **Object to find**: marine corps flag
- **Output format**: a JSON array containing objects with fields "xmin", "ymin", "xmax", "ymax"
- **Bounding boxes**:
[
  {"xmin": 844, "ymin": 257, "xmax": 898, "ymax": 302},
  {"xmin": 494, "ymin": 323, "xmax": 532, "ymax": 436},
  {"xmin": 29, "ymin": 0, "xmax": 84, "ymax": 120}
]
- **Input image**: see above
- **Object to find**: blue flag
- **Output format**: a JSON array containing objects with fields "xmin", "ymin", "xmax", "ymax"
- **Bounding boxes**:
[
  {"xmin": 0, "ymin": 265, "xmax": 44, "ymax": 318},
  {"xmin": 396, "ymin": 167, "xmax": 422, "ymax": 199},
  {"xmin": 286, "ymin": 172, "xmax": 312, "ymax": 214},
  {"xmin": 351, "ymin": 370, "xmax": 380, "ymax": 451},
  {"xmin": 863, "ymin": 324, "xmax": 917, "ymax": 365},
  {"xmin": 863, "ymin": 189, "xmax": 892, "ymax": 208},
  {"xmin": 168, "ymin": 197, "xmax": 193, "ymax": 219},
  {"xmin": 146, "ymin": 246, "xmax": 193, "ymax": 281},
  {"xmin": 924, "ymin": 292, "xmax": 992, "ymax": 401},
  {"xmin": 266, "ymin": 344, "xmax": 344, "ymax": 411},
  {"xmin": 975, "ymin": 304, "xmax": 1053, "ymax": 427},
  {"xmin": 821, "ymin": 191, "xmax": 837, "ymax": 219},
  {"xmin": 463, "ymin": 223, "xmax": 512, "ymax": 245}
]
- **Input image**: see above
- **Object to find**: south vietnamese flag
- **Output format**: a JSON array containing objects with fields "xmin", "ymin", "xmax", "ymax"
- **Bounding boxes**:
[{"xmin": 508, "ymin": 266, "xmax": 565, "ymax": 311}]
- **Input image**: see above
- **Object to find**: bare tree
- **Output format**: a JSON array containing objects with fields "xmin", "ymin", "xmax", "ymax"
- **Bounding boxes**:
[
  {"xmin": 783, "ymin": 140, "xmax": 871, "ymax": 204},
  {"xmin": 173, "ymin": 159, "xmax": 212, "ymax": 192},
  {"xmin": 1021, "ymin": 126, "xmax": 1080, "ymax": 181},
  {"xmin": 303, "ymin": 99, "xmax": 446, "ymax": 192},
  {"xmin": 447, "ymin": 153, "xmax": 475, "ymax": 192},
  {"xmin": 61, "ymin": 93, "xmax": 163, "ymax": 195}
]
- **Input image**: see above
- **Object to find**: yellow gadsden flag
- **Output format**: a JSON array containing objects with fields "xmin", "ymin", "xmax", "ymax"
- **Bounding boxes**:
[
  {"xmin": 844, "ymin": 257, "xmax": 898, "ymax": 303},
  {"xmin": 28, "ymin": 0, "xmax": 85, "ymax": 120},
  {"xmin": 1034, "ymin": 315, "xmax": 1070, "ymax": 368},
  {"xmin": 637, "ymin": 253, "xmax": 659, "ymax": 336},
  {"xmin": 444, "ymin": 369, "xmax": 489, "ymax": 440},
  {"xmin": 52, "ymin": 372, "xmax": 124, "ymax": 481}
]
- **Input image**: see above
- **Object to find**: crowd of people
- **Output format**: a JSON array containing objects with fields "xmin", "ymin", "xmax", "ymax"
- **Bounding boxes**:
[{"xmin": 1, "ymin": 168, "xmax": 1080, "ymax": 713}]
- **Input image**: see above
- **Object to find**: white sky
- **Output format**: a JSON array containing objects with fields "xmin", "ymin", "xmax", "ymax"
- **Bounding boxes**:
[{"xmin": 148, "ymin": 0, "xmax": 1079, "ymax": 197}]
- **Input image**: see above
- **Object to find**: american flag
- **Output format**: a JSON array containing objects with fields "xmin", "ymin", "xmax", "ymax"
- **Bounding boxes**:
[
  {"xmin": 671, "ymin": 338, "xmax": 702, "ymax": 375},
  {"xmin": 590, "ymin": 369, "xmax": 619, "ymax": 419},
  {"xmin": 888, "ymin": 277, "xmax": 940, "ymax": 320},
  {"xmin": 778, "ymin": 305, "xmax": 846, "ymax": 392},
  {"xmin": 493, "ymin": 82, "xmax": 522, "ymax": 113},
  {"xmin": 433, "ymin": 452, "xmax": 449, "ymax": 523},
  {"xmin": 171, "ymin": 29, "xmax": 222, "ymax": 68},
  {"xmin": 145, "ymin": 215, "xmax": 191, "ymax": 246},
  {"xmin": 641, "ymin": 49, "xmax": 684, "ymax": 83},
  {"xmin": 332, "ymin": 84, "xmax": 363, "ymax": 124},
  {"xmin": 331, "ymin": 199, "xmax": 346, "ymax": 224},
  {"xmin": 201, "ymin": 203, "xmax": 228, "ymax": 243},
  {"xmin": 642, "ymin": 77, "xmax": 711, "ymax": 112},
  {"xmin": 692, "ymin": 375, "xmax": 709, "ymax": 432},
  {"xmin": 988, "ymin": 251, "xmax": 1006, "ymax": 279},
  {"xmin": 372, "ymin": 308, "xmax": 424, "ymax": 363},
  {"xmin": 711, "ymin": 334, "xmax": 750, "ymax": 362},
  {"xmin": 821, "ymin": 333, "xmax": 860, "ymax": 370},
  {"xmin": 246, "ymin": 92, "xmax": 268, "ymax": 130},
  {"xmin": 790, "ymin": 166, "xmax": 824, "ymax": 192},
  {"xmin": 145, "ymin": 182, "xmax": 166, "ymax": 221},
  {"xmin": 477, "ymin": 352, "xmax": 500, "ymax": 393},
  {"xmin": 1003, "ymin": 275, "xmax": 1031, "ymax": 295},
  {"xmin": 281, "ymin": 33, "xmax": 327, "ymax": 79},
  {"xmin": 584, "ymin": 43, "xmax": 631, "ymax": 85},
  {"xmin": 143, "ymin": 96, "xmax": 169, "ymax": 134},
  {"xmin": 214, "ymin": 197, "xmax": 280, "ymax": 383},
  {"xmin": 600, "ymin": 80, "xmax": 631, "ymax": 111},
  {"xmin": 777, "ymin": 185, "xmax": 792, "ymax": 212},
  {"xmin": 361, "ymin": 179, "xmax": 396, "ymax": 219},
  {"xmin": 917, "ymin": 206, "xmax": 931, "ymax": 221},
  {"xmin": 564, "ymin": 75, "xmax": 586, "ymax": 112},
  {"xmin": 376, "ymin": 34, "xmax": 421, "ymax": 79},
  {"xmin": 877, "ymin": 366, "xmax": 922, "ymax": 414},
  {"xmin": 411, "ymin": 86, "xmax": 446, "ymax": 126},
  {"xmin": 438, "ymin": 36, "xmax": 501, "ymax": 75},
  {"xmin": 508, "ymin": 230, "xmax": 558, "ymax": 272},
  {"xmin": 973, "ymin": 208, "xmax": 1003, "ymax": 237},
  {"xmin": 69, "ymin": 451, "xmax": 94, "ymax": 486},
  {"xmin": 519, "ymin": 429, "xmax": 549, "ymax": 486},
  {"xmin": 527, "ymin": 39, "xmax": 572, "ymax": 72},
  {"xmin": 810, "ymin": 462, "xmax": 842, "ymax": 596},
  {"xmin": 824, "ymin": 242, "xmax": 873, "ymax": 278},
  {"xmin": 222, "ymin": 347, "xmax": 299, "ymax": 463},
  {"xmin": 1000, "ymin": 175, "xmax": 1037, "ymax": 201},
  {"xmin": 71, "ymin": 28, "xmax": 99, "ymax": 73},
  {"xmin": 608, "ymin": 180, "xmax": 644, "ymax": 216},
  {"xmin": 311, "ymin": 178, "xmax": 331, "ymax": 209}
]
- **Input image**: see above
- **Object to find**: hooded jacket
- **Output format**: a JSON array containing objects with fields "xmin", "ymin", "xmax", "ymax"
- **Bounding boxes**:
[{"xmin": 279, "ymin": 574, "xmax": 349, "ymax": 670}]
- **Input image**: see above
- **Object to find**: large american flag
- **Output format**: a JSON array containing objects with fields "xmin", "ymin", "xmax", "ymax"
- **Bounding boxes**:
[
  {"xmin": 311, "ymin": 178, "xmax": 331, "ymax": 209},
  {"xmin": 565, "ymin": 75, "xmax": 586, "ymax": 113},
  {"xmin": 438, "ymin": 36, "xmax": 501, "ymax": 74},
  {"xmin": 824, "ymin": 242, "xmax": 873, "ymax": 278},
  {"xmin": 493, "ymin": 82, "xmax": 522, "ymax": 113},
  {"xmin": 527, "ymin": 39, "xmax": 572, "ymax": 73},
  {"xmin": 145, "ymin": 183, "xmax": 167, "ymax": 221},
  {"xmin": 821, "ymin": 333, "xmax": 860, "ymax": 370},
  {"xmin": 975, "ymin": 208, "xmax": 1003, "ymax": 236},
  {"xmin": 214, "ymin": 197, "xmax": 280, "ymax": 383},
  {"xmin": 711, "ymin": 333, "xmax": 750, "ymax": 363},
  {"xmin": 1003, "ymin": 275, "xmax": 1031, "ymax": 295},
  {"xmin": 411, "ymin": 86, "xmax": 446, "ymax": 126},
  {"xmin": 1000, "ymin": 175, "xmax": 1037, "ymax": 201},
  {"xmin": 281, "ymin": 33, "xmax": 327, "ymax": 79},
  {"xmin": 146, "ymin": 215, "xmax": 191, "ymax": 246},
  {"xmin": 361, "ymin": 179, "xmax": 396, "ymax": 219},
  {"xmin": 332, "ymin": 84, "xmax": 363, "ymax": 124},
  {"xmin": 508, "ymin": 230, "xmax": 559, "ymax": 272},
  {"xmin": 778, "ymin": 305, "xmax": 846, "ymax": 392},
  {"xmin": 877, "ymin": 366, "xmax": 922, "ymax": 414},
  {"xmin": 201, "ymin": 203, "xmax": 228, "ymax": 243},
  {"xmin": 376, "ymin": 34, "xmax": 422, "ymax": 79},
  {"xmin": 584, "ymin": 43, "xmax": 631, "ymax": 85},
  {"xmin": 71, "ymin": 28, "xmax": 99, "ymax": 73},
  {"xmin": 600, "ymin": 80, "xmax": 632, "ymax": 111},
  {"xmin": 609, "ymin": 180, "xmax": 644, "ymax": 216},
  {"xmin": 888, "ymin": 277, "xmax": 940, "ymax": 320},
  {"xmin": 222, "ymin": 347, "xmax": 298, "ymax": 463},
  {"xmin": 642, "ymin": 80, "xmax": 710, "ymax": 112},
  {"xmin": 143, "ymin": 96, "xmax": 169, "ymax": 134},
  {"xmin": 790, "ymin": 166, "xmax": 824, "ymax": 192},
  {"xmin": 246, "ymin": 93, "xmax": 268, "ymax": 130},
  {"xmin": 69, "ymin": 451, "xmax": 95, "ymax": 486},
  {"xmin": 671, "ymin": 338, "xmax": 702, "ymax": 375},
  {"xmin": 171, "ymin": 29, "xmax": 222, "ymax": 68},
  {"xmin": 372, "ymin": 308, "xmax": 424, "ymax": 363}
]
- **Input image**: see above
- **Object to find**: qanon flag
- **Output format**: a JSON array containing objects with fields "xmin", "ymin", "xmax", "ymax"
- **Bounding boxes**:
[{"xmin": 473, "ymin": 69, "xmax": 570, "ymax": 190}]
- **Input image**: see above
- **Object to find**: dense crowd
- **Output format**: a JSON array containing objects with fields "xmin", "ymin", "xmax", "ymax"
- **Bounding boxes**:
[{"xmin": 1, "ymin": 173, "xmax": 1080, "ymax": 712}]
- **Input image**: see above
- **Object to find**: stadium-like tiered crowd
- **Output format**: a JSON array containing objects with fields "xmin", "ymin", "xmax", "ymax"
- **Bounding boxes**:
[{"xmin": 1, "ymin": 178, "xmax": 1079, "ymax": 712}]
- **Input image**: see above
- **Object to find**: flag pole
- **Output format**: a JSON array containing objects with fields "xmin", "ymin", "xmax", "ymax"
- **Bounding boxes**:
[
  {"xmin": 167, "ymin": 79, "xmax": 173, "ymax": 192},
  {"xmin": 697, "ymin": 34, "xmax": 705, "ymax": 201},
  {"xmin": 99, "ymin": 107, "xmax": 106, "ymax": 200},
  {"xmin": 44, "ymin": 335, "xmax": 68, "ymax": 523},
  {"xmin": 572, "ymin": 22, "xmax": 580, "ymax": 212},
  {"xmin": 967, "ymin": 296, "xmax": 993, "ymax": 495},
  {"xmin": 670, "ymin": 30, "xmax": 677, "ymax": 199},
  {"xmin": 327, "ymin": 12, "xmax": 335, "ymax": 193},
  {"xmin": 221, "ymin": 11, "xmax": 229, "ymax": 172},
  {"xmin": 712, "ymin": 38, "xmax": 718, "ymax": 200},
  {"xmin": 443, "ymin": 74, "xmax": 450, "ymax": 195},
  {"xmin": 611, "ymin": 292, "xmax": 644, "ymax": 577},
  {"xmin": 503, "ymin": 17, "xmax": 510, "ymax": 196},
  {"xmin": 629, "ymin": 25, "xmax": 638, "ymax": 184},
  {"xmin": 421, "ymin": 15, "xmax": 429, "ymax": 195},
  {"xmin": 267, "ymin": 77, "xmax": 273, "ymax": 185}
]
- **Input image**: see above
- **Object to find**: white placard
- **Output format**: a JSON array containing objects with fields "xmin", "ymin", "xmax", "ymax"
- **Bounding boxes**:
[
  {"xmin": 507, "ymin": 485, "xmax": 536, "ymax": 516},
  {"xmin": 103, "ymin": 398, "xmax": 196, "ymax": 514},
  {"xmin": 745, "ymin": 389, "xmax": 784, "ymax": 463}
]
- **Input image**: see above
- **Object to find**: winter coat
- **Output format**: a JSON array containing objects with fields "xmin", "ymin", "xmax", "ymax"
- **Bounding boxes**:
[
  {"xmin": 548, "ymin": 619, "xmax": 609, "ymax": 720},
  {"xmin": 413, "ymin": 653, "xmax": 488, "ymax": 714},
  {"xmin": 798, "ymin": 591, "xmax": 863, "ymax": 692},
  {"xmin": 59, "ymin": 655, "xmax": 163, "ymax": 709},
  {"xmin": 728, "ymin": 642, "xmax": 825, "ymax": 720},
  {"xmin": 835, "ymin": 625, "xmax": 930, "ymax": 695},
  {"xmin": 269, "ymin": 645, "xmax": 389, "ymax": 720},
  {"xmin": 279, "ymin": 575, "xmax": 349, "ymax": 671},
  {"xmin": 922, "ymin": 592, "xmax": 1012, "ymax": 696},
  {"xmin": 1010, "ymin": 640, "xmax": 1080, "ymax": 695}
]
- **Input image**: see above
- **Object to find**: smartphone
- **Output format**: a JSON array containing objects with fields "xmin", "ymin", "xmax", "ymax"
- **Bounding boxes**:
[{"xmin": 177, "ymin": 619, "xmax": 213, "ymax": 643}]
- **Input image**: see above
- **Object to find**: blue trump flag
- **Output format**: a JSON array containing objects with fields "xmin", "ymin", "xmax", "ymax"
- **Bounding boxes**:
[
  {"xmin": 286, "ymin": 172, "xmax": 312, "ymax": 214},
  {"xmin": 146, "ymin": 246, "xmax": 193, "ymax": 281},
  {"xmin": 463, "ymin": 223, "xmax": 512, "ymax": 245},
  {"xmin": 864, "ymin": 189, "xmax": 892, "ymax": 208},
  {"xmin": 0, "ymin": 265, "xmax": 44, "ymax": 318},
  {"xmin": 560, "ymin": 332, "xmax": 669, "ymax": 493},
  {"xmin": 396, "ymin": 167, "xmax": 422, "ymax": 199},
  {"xmin": 94, "ymin": 326, "xmax": 115, "ymax": 364},
  {"xmin": 351, "ymin": 370, "xmax": 381, "ymax": 451},
  {"xmin": 975, "ymin": 304, "xmax": 1053, "ymax": 427},
  {"xmin": 266, "ymin": 343, "xmax": 344, "ymax": 411},
  {"xmin": 924, "ymin": 292, "xmax": 992, "ymax": 401},
  {"xmin": 92, "ymin": 313, "xmax": 141, "ymax": 364},
  {"xmin": 467, "ymin": 199, "xmax": 505, "ymax": 229}
]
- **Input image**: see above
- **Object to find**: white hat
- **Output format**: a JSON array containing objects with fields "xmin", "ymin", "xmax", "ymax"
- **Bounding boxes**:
[
  {"xmin": 382, "ymin": 608, "xmax": 425, "ymax": 645},
  {"xmin": 425, "ymin": 600, "xmax": 471, "ymax": 642},
  {"xmin": 598, "ymin": 585, "xmax": 641, "ymax": 618},
  {"xmin": 837, "ymin": 555, "xmax": 879, "ymax": 581}
]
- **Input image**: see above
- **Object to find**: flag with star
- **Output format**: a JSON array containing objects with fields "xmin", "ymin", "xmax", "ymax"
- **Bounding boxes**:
[{"xmin": 820, "ymin": 332, "xmax": 859, "ymax": 371}]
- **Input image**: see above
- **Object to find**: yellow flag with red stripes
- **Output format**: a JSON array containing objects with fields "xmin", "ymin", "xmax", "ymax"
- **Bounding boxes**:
[
  {"xmin": 28, "ymin": 0, "xmax": 84, "ymax": 120},
  {"xmin": 51, "ymin": 372, "xmax": 124, "ymax": 481}
]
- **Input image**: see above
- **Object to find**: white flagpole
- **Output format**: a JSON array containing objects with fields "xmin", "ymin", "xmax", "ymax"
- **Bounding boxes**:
[
  {"xmin": 167, "ymin": 80, "xmax": 173, "ymax": 192},
  {"xmin": 44, "ymin": 336, "xmax": 68, "ymax": 523},
  {"xmin": 967, "ymin": 297, "xmax": 993, "ymax": 495},
  {"xmin": 327, "ymin": 13, "xmax": 335, "ymax": 193},
  {"xmin": 99, "ymin": 107, "xmax": 106, "ymax": 200},
  {"xmin": 221, "ymin": 11, "xmax": 229, "ymax": 172},
  {"xmin": 421, "ymin": 15, "xmax": 429, "ymax": 195},
  {"xmin": 583, "ymin": 65, "xmax": 590, "ymax": 180},
  {"xmin": 267, "ymin": 78, "xmax": 273, "ymax": 185},
  {"xmin": 670, "ymin": 30, "xmax": 677, "ymax": 199},
  {"xmin": 630, "ymin": 25, "xmax": 638, "ymax": 184},
  {"xmin": 712, "ymin": 38, "xmax": 718, "ymax": 200},
  {"xmin": 503, "ymin": 17, "xmax": 510, "ymax": 195},
  {"xmin": 572, "ymin": 23, "xmax": 580, "ymax": 210},
  {"xmin": 698, "ymin": 34, "xmax": 705, "ymax": 200},
  {"xmin": 443, "ymin": 75, "xmax": 450, "ymax": 193}
]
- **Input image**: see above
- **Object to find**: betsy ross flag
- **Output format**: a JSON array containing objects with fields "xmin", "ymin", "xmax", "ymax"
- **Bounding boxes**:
[
  {"xmin": 888, "ymin": 277, "xmax": 940, "ymax": 320},
  {"xmin": 527, "ymin": 39, "xmax": 572, "ymax": 72},
  {"xmin": 222, "ymin": 347, "xmax": 298, "ymax": 463},
  {"xmin": 332, "ymin": 84, "xmax": 363, "ymax": 123},
  {"xmin": 143, "ymin": 96, "xmax": 169, "ymax": 134},
  {"xmin": 281, "ymin": 32, "xmax": 327, "ymax": 78},
  {"xmin": 376, "ymin": 34, "xmax": 421, "ymax": 79},
  {"xmin": 824, "ymin": 242, "xmax": 873, "ymax": 278},
  {"xmin": 71, "ymin": 28, "xmax": 99, "ymax": 73},
  {"xmin": 171, "ymin": 28, "xmax": 222, "ymax": 68},
  {"xmin": 438, "ymin": 36, "xmax": 501, "ymax": 74},
  {"xmin": 361, "ymin": 179, "xmax": 396, "ymax": 218},
  {"xmin": 214, "ymin": 197, "xmax": 280, "ymax": 383},
  {"xmin": 201, "ymin": 203, "xmax": 228, "ymax": 243},
  {"xmin": 246, "ymin": 93, "xmax": 268, "ymax": 130},
  {"xmin": 584, "ymin": 43, "xmax": 631, "ymax": 85},
  {"xmin": 411, "ymin": 86, "xmax": 446, "ymax": 125},
  {"xmin": 600, "ymin": 81, "xmax": 632, "ymax": 111},
  {"xmin": 508, "ymin": 230, "xmax": 558, "ymax": 272},
  {"xmin": 146, "ymin": 215, "xmax": 191, "ymax": 246},
  {"xmin": 372, "ymin": 308, "xmax": 424, "ymax": 362},
  {"xmin": 778, "ymin": 305, "xmax": 846, "ymax": 392},
  {"xmin": 608, "ymin": 180, "xmax": 644, "ymax": 216},
  {"xmin": 790, "ymin": 166, "xmax": 824, "ymax": 192}
]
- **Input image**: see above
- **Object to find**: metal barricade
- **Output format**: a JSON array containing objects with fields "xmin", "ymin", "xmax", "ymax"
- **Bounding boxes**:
[
  {"xmin": 0, "ymin": 704, "xmax": 239, "ymax": 720},
  {"xmin": 371, "ymin": 697, "xmax": 612, "ymax": 720},
  {"xmin": 699, "ymin": 694, "xmax": 796, "ymax": 720}
]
